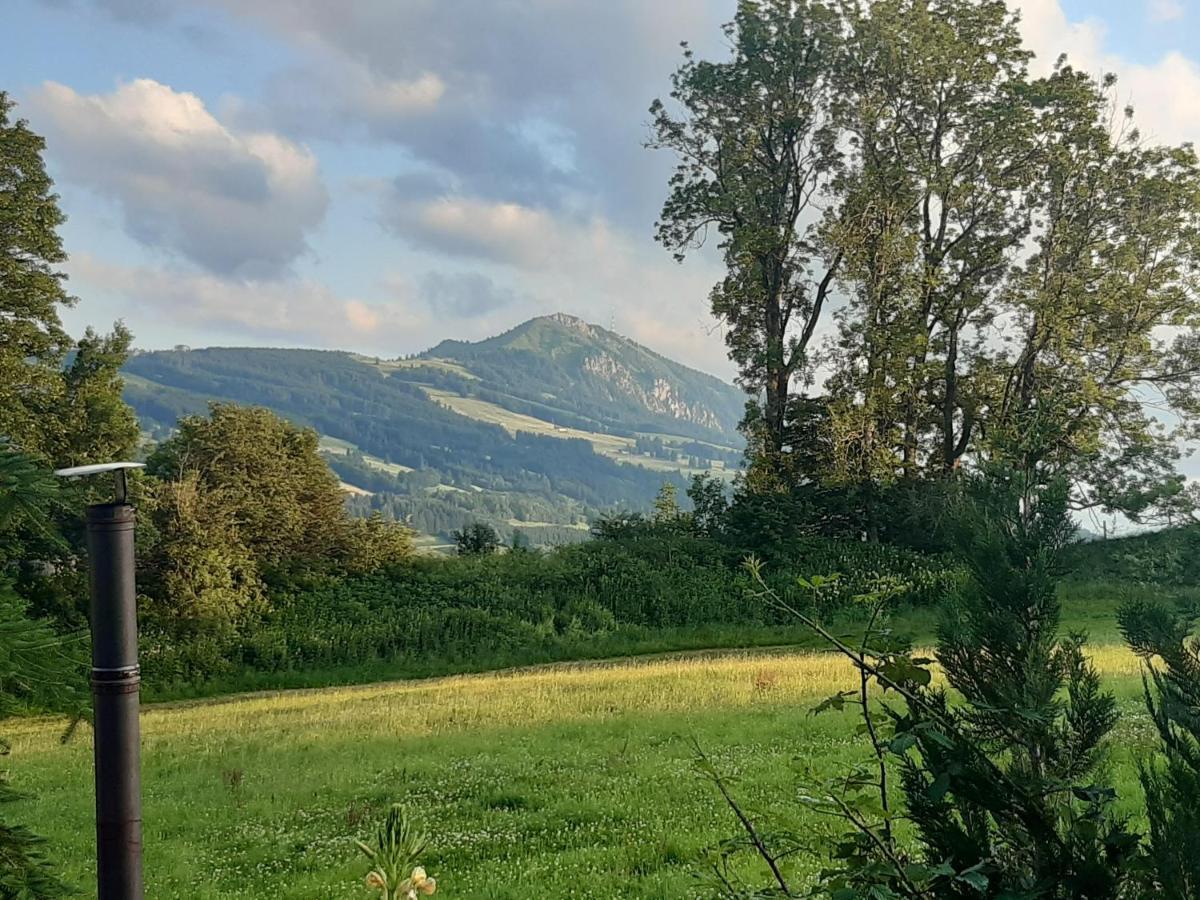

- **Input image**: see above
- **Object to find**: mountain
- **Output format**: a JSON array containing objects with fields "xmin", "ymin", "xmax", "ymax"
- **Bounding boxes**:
[
  {"xmin": 421, "ymin": 313, "xmax": 743, "ymax": 438},
  {"xmin": 122, "ymin": 314, "xmax": 746, "ymax": 546}
]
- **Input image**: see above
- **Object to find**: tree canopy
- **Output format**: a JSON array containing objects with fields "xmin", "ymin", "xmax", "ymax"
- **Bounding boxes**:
[
  {"xmin": 143, "ymin": 403, "xmax": 414, "ymax": 634},
  {"xmin": 651, "ymin": 0, "xmax": 1200, "ymax": 524}
]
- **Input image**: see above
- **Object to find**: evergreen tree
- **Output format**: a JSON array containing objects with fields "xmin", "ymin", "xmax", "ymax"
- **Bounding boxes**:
[
  {"xmin": 0, "ymin": 92, "xmax": 73, "ymax": 456},
  {"xmin": 0, "ymin": 447, "xmax": 85, "ymax": 898},
  {"xmin": 734, "ymin": 472, "xmax": 1139, "ymax": 897},
  {"xmin": 1118, "ymin": 598, "xmax": 1200, "ymax": 897},
  {"xmin": 0, "ymin": 92, "xmax": 138, "ymax": 468},
  {"xmin": 887, "ymin": 474, "xmax": 1137, "ymax": 897}
]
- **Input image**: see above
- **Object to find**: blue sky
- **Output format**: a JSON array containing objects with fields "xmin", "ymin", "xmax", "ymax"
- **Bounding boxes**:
[
  {"xmin": 1061, "ymin": 0, "xmax": 1198, "ymax": 62},
  {"xmin": 3, "ymin": 0, "xmax": 1199, "ymax": 383}
]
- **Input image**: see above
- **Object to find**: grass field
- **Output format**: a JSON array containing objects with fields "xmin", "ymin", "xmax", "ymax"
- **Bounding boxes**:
[
  {"xmin": 9, "ymin": 592, "xmax": 1161, "ymax": 899},
  {"xmin": 319, "ymin": 436, "xmax": 414, "ymax": 476},
  {"xmin": 420, "ymin": 387, "xmax": 734, "ymax": 480}
]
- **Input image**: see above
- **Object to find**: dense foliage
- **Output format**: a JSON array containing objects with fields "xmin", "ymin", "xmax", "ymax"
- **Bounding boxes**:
[
  {"xmin": 138, "ymin": 507, "xmax": 964, "ymax": 690},
  {"xmin": 133, "ymin": 404, "xmax": 414, "ymax": 651},
  {"xmin": 1119, "ymin": 596, "xmax": 1200, "ymax": 897},
  {"xmin": 652, "ymin": 0, "xmax": 1200, "ymax": 525},
  {"xmin": 1065, "ymin": 526, "xmax": 1200, "ymax": 586}
]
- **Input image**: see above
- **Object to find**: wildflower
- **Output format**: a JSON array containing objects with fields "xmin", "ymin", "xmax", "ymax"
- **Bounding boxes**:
[
  {"xmin": 399, "ymin": 866, "xmax": 437, "ymax": 898},
  {"xmin": 356, "ymin": 804, "xmax": 436, "ymax": 899}
]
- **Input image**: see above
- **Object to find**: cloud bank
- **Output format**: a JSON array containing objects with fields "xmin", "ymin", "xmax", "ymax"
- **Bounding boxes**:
[
  {"xmin": 23, "ymin": 0, "xmax": 1200, "ymax": 379},
  {"xmin": 29, "ymin": 78, "xmax": 328, "ymax": 277}
]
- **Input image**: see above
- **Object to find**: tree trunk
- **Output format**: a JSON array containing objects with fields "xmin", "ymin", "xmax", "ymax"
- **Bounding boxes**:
[
  {"xmin": 901, "ymin": 359, "xmax": 922, "ymax": 476},
  {"xmin": 763, "ymin": 292, "xmax": 788, "ymax": 461},
  {"xmin": 942, "ymin": 325, "xmax": 959, "ymax": 473}
]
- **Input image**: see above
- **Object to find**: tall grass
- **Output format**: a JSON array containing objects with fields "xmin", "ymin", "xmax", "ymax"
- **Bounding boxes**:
[{"xmin": 9, "ymin": 637, "xmax": 1153, "ymax": 899}]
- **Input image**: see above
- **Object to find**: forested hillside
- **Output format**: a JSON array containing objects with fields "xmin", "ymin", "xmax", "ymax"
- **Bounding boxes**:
[
  {"xmin": 422, "ymin": 313, "xmax": 743, "ymax": 439},
  {"xmin": 121, "ymin": 314, "xmax": 745, "ymax": 545}
]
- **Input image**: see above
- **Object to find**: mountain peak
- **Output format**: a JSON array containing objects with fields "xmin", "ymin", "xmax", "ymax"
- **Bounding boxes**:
[
  {"xmin": 543, "ymin": 312, "xmax": 590, "ymax": 331},
  {"xmin": 415, "ymin": 313, "xmax": 744, "ymax": 438},
  {"xmin": 424, "ymin": 312, "xmax": 608, "ymax": 358},
  {"xmin": 517, "ymin": 312, "xmax": 606, "ymax": 342}
]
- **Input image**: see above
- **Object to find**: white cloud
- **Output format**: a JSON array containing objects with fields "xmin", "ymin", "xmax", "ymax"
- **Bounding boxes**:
[
  {"xmin": 1149, "ymin": 0, "xmax": 1185, "ymax": 23},
  {"xmin": 381, "ymin": 190, "xmax": 732, "ymax": 373},
  {"xmin": 193, "ymin": 0, "xmax": 729, "ymax": 226},
  {"xmin": 1012, "ymin": 0, "xmax": 1108, "ymax": 68},
  {"xmin": 384, "ymin": 193, "xmax": 622, "ymax": 272},
  {"xmin": 1015, "ymin": 0, "xmax": 1200, "ymax": 147},
  {"xmin": 69, "ymin": 255, "xmax": 422, "ymax": 350},
  {"xmin": 27, "ymin": 79, "xmax": 328, "ymax": 277},
  {"xmin": 245, "ymin": 47, "xmax": 446, "ymax": 139}
]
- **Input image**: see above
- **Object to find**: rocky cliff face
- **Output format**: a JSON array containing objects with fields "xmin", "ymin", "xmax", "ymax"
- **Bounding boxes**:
[
  {"xmin": 418, "ymin": 312, "xmax": 746, "ymax": 440},
  {"xmin": 547, "ymin": 312, "xmax": 595, "ymax": 334},
  {"xmin": 582, "ymin": 353, "xmax": 722, "ymax": 429}
]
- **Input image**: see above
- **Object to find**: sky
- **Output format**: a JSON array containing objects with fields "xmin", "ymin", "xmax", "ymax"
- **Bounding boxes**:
[{"xmin": 2, "ymin": 0, "xmax": 1199, "ymax": 383}]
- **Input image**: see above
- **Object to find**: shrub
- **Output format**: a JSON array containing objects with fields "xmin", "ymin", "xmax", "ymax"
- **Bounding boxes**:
[{"xmin": 136, "ymin": 525, "xmax": 963, "ymax": 690}]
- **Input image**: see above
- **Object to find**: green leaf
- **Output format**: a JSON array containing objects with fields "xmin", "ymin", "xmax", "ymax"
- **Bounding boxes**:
[
  {"xmin": 956, "ymin": 869, "xmax": 989, "ymax": 891},
  {"xmin": 878, "ymin": 656, "xmax": 932, "ymax": 688},
  {"xmin": 888, "ymin": 732, "xmax": 917, "ymax": 753},
  {"xmin": 811, "ymin": 690, "xmax": 855, "ymax": 716},
  {"xmin": 927, "ymin": 772, "xmax": 952, "ymax": 802}
]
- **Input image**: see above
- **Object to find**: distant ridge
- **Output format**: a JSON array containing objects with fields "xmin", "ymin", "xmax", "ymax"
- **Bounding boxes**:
[
  {"xmin": 420, "ymin": 313, "xmax": 743, "ymax": 435},
  {"xmin": 122, "ymin": 314, "xmax": 746, "ymax": 546}
]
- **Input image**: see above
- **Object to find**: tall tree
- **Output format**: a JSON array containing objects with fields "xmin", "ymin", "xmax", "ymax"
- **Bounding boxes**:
[
  {"xmin": 0, "ymin": 92, "xmax": 138, "ymax": 467},
  {"xmin": 831, "ymin": 0, "xmax": 1036, "ymax": 477},
  {"xmin": 649, "ymin": 0, "xmax": 844, "ymax": 481},
  {"xmin": 990, "ymin": 64, "xmax": 1200, "ymax": 524},
  {"xmin": 672, "ymin": 1, "xmax": 1200, "ymax": 523},
  {"xmin": 0, "ymin": 92, "xmax": 73, "ymax": 455},
  {"xmin": 51, "ymin": 323, "xmax": 141, "ymax": 466}
]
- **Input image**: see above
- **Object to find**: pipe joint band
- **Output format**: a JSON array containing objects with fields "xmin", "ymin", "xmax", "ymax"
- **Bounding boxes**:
[{"xmin": 91, "ymin": 667, "xmax": 141, "ymax": 695}]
